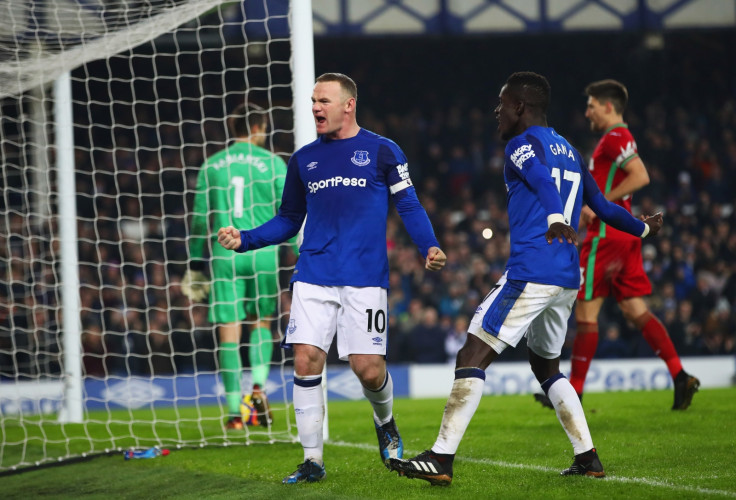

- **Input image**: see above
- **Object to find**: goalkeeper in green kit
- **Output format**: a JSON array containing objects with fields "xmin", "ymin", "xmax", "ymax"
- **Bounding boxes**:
[{"xmin": 183, "ymin": 103, "xmax": 294, "ymax": 429}]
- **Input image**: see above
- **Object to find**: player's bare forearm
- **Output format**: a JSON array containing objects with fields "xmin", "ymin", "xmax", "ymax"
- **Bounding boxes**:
[
  {"xmin": 605, "ymin": 157, "xmax": 649, "ymax": 202},
  {"xmin": 217, "ymin": 226, "xmax": 242, "ymax": 251},
  {"xmin": 425, "ymin": 246, "xmax": 447, "ymax": 271}
]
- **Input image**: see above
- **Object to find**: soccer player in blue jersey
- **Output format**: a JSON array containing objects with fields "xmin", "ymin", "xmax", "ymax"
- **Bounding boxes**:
[
  {"xmin": 217, "ymin": 72, "xmax": 447, "ymax": 484},
  {"xmin": 388, "ymin": 72, "xmax": 663, "ymax": 485}
]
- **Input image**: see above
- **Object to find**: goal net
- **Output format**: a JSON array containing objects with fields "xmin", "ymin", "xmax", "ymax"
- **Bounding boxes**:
[{"xmin": 0, "ymin": 0, "xmax": 306, "ymax": 471}]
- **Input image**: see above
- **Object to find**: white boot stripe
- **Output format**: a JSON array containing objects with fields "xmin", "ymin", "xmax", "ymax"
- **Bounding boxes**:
[{"xmin": 410, "ymin": 459, "xmax": 440, "ymax": 474}]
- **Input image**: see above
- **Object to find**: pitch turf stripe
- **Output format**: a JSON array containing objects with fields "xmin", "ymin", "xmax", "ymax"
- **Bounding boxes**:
[{"xmin": 329, "ymin": 441, "xmax": 736, "ymax": 498}]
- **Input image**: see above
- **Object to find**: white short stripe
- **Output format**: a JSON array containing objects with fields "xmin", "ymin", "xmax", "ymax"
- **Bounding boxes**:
[{"xmin": 389, "ymin": 179, "xmax": 413, "ymax": 194}]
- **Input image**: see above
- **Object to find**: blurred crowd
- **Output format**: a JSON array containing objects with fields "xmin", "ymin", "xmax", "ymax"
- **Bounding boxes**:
[
  {"xmin": 379, "ymin": 93, "xmax": 736, "ymax": 363},
  {"xmin": 1, "ymin": 33, "xmax": 735, "ymax": 379}
]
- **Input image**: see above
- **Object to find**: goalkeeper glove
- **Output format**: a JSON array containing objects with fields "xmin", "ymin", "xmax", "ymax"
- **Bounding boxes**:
[{"xmin": 181, "ymin": 269, "xmax": 210, "ymax": 302}]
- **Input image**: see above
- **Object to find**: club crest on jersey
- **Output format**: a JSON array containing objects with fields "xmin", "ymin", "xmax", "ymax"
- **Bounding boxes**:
[
  {"xmin": 351, "ymin": 150, "xmax": 370, "ymax": 167},
  {"xmin": 287, "ymin": 319, "xmax": 296, "ymax": 335}
]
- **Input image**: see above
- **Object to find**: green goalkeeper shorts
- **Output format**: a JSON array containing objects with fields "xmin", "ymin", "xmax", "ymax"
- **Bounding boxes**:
[{"xmin": 209, "ymin": 245, "xmax": 280, "ymax": 324}]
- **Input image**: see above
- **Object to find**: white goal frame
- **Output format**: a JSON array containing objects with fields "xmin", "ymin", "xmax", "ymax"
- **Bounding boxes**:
[{"xmin": 0, "ymin": 0, "xmax": 317, "ymax": 471}]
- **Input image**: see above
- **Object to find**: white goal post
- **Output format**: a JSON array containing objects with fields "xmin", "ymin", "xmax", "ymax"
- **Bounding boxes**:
[{"xmin": 0, "ymin": 0, "xmax": 315, "ymax": 471}]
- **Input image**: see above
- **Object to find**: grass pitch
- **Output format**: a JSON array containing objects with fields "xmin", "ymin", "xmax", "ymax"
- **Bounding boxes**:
[{"xmin": 2, "ymin": 387, "xmax": 735, "ymax": 499}]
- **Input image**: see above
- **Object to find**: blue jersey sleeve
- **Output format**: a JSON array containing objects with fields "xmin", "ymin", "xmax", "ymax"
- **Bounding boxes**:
[
  {"xmin": 379, "ymin": 144, "xmax": 414, "ymax": 200},
  {"xmin": 236, "ymin": 155, "xmax": 306, "ymax": 252},
  {"xmin": 507, "ymin": 135, "xmax": 565, "ymax": 222},
  {"xmin": 394, "ymin": 189, "xmax": 439, "ymax": 258},
  {"xmin": 378, "ymin": 142, "xmax": 439, "ymax": 257},
  {"xmin": 582, "ymin": 164, "xmax": 646, "ymax": 237}
]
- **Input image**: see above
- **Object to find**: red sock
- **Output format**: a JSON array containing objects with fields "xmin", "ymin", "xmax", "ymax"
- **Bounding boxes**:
[
  {"xmin": 635, "ymin": 311, "xmax": 682, "ymax": 378},
  {"xmin": 569, "ymin": 322, "xmax": 599, "ymax": 395}
]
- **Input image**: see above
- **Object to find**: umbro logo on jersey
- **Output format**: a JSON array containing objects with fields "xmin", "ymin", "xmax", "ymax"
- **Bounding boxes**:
[
  {"xmin": 410, "ymin": 460, "xmax": 438, "ymax": 473},
  {"xmin": 351, "ymin": 150, "xmax": 370, "ymax": 166},
  {"xmin": 306, "ymin": 161, "xmax": 318, "ymax": 170}
]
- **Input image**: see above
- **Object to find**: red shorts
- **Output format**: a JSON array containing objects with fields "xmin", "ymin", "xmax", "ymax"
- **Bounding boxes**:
[{"xmin": 578, "ymin": 236, "xmax": 651, "ymax": 302}]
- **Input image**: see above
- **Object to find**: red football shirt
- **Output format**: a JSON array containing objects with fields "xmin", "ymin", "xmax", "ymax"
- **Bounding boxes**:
[{"xmin": 583, "ymin": 123, "xmax": 640, "ymax": 241}]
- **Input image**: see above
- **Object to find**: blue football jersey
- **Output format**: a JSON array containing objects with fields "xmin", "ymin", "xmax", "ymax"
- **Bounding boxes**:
[
  {"xmin": 240, "ymin": 128, "xmax": 438, "ymax": 288},
  {"xmin": 503, "ymin": 126, "xmax": 585, "ymax": 289}
]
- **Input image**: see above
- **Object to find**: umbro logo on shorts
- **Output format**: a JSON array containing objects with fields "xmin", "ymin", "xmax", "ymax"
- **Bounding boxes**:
[
  {"xmin": 371, "ymin": 336, "xmax": 382, "ymax": 345},
  {"xmin": 410, "ymin": 460, "xmax": 438, "ymax": 473}
]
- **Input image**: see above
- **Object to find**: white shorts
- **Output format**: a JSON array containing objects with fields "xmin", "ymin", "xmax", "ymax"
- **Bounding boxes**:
[
  {"xmin": 285, "ymin": 282, "xmax": 388, "ymax": 361},
  {"xmin": 468, "ymin": 272, "xmax": 577, "ymax": 359}
]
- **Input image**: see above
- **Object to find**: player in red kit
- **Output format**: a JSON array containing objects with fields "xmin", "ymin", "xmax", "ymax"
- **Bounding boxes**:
[{"xmin": 535, "ymin": 79, "xmax": 699, "ymax": 411}]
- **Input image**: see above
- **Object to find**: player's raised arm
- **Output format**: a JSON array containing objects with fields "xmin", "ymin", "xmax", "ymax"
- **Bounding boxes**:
[{"xmin": 218, "ymin": 159, "xmax": 306, "ymax": 255}]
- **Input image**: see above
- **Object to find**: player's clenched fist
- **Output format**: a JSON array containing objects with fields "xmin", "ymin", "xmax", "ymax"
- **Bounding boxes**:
[
  {"xmin": 425, "ymin": 246, "xmax": 447, "ymax": 271},
  {"xmin": 217, "ymin": 226, "xmax": 242, "ymax": 250}
]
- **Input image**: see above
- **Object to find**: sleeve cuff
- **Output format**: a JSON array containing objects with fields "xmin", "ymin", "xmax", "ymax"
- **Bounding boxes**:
[
  {"xmin": 234, "ymin": 231, "xmax": 248, "ymax": 253},
  {"xmin": 547, "ymin": 213, "xmax": 567, "ymax": 228},
  {"xmin": 641, "ymin": 223, "xmax": 650, "ymax": 238}
]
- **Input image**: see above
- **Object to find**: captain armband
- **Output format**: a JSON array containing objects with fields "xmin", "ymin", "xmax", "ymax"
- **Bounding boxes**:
[{"xmin": 389, "ymin": 178, "xmax": 413, "ymax": 195}]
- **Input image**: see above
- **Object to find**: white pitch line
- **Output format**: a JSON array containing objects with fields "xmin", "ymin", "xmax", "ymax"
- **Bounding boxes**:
[{"xmin": 329, "ymin": 440, "xmax": 736, "ymax": 498}]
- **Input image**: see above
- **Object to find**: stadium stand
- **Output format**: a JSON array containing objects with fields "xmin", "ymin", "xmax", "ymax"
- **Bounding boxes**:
[{"xmin": 1, "ymin": 32, "xmax": 734, "ymax": 377}]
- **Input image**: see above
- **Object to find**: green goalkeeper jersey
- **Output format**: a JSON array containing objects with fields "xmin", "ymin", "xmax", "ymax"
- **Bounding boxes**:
[{"xmin": 189, "ymin": 141, "xmax": 288, "ymax": 260}]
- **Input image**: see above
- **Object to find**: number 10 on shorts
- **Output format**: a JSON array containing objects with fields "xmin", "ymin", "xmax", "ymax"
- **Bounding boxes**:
[{"xmin": 366, "ymin": 308, "xmax": 386, "ymax": 333}]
